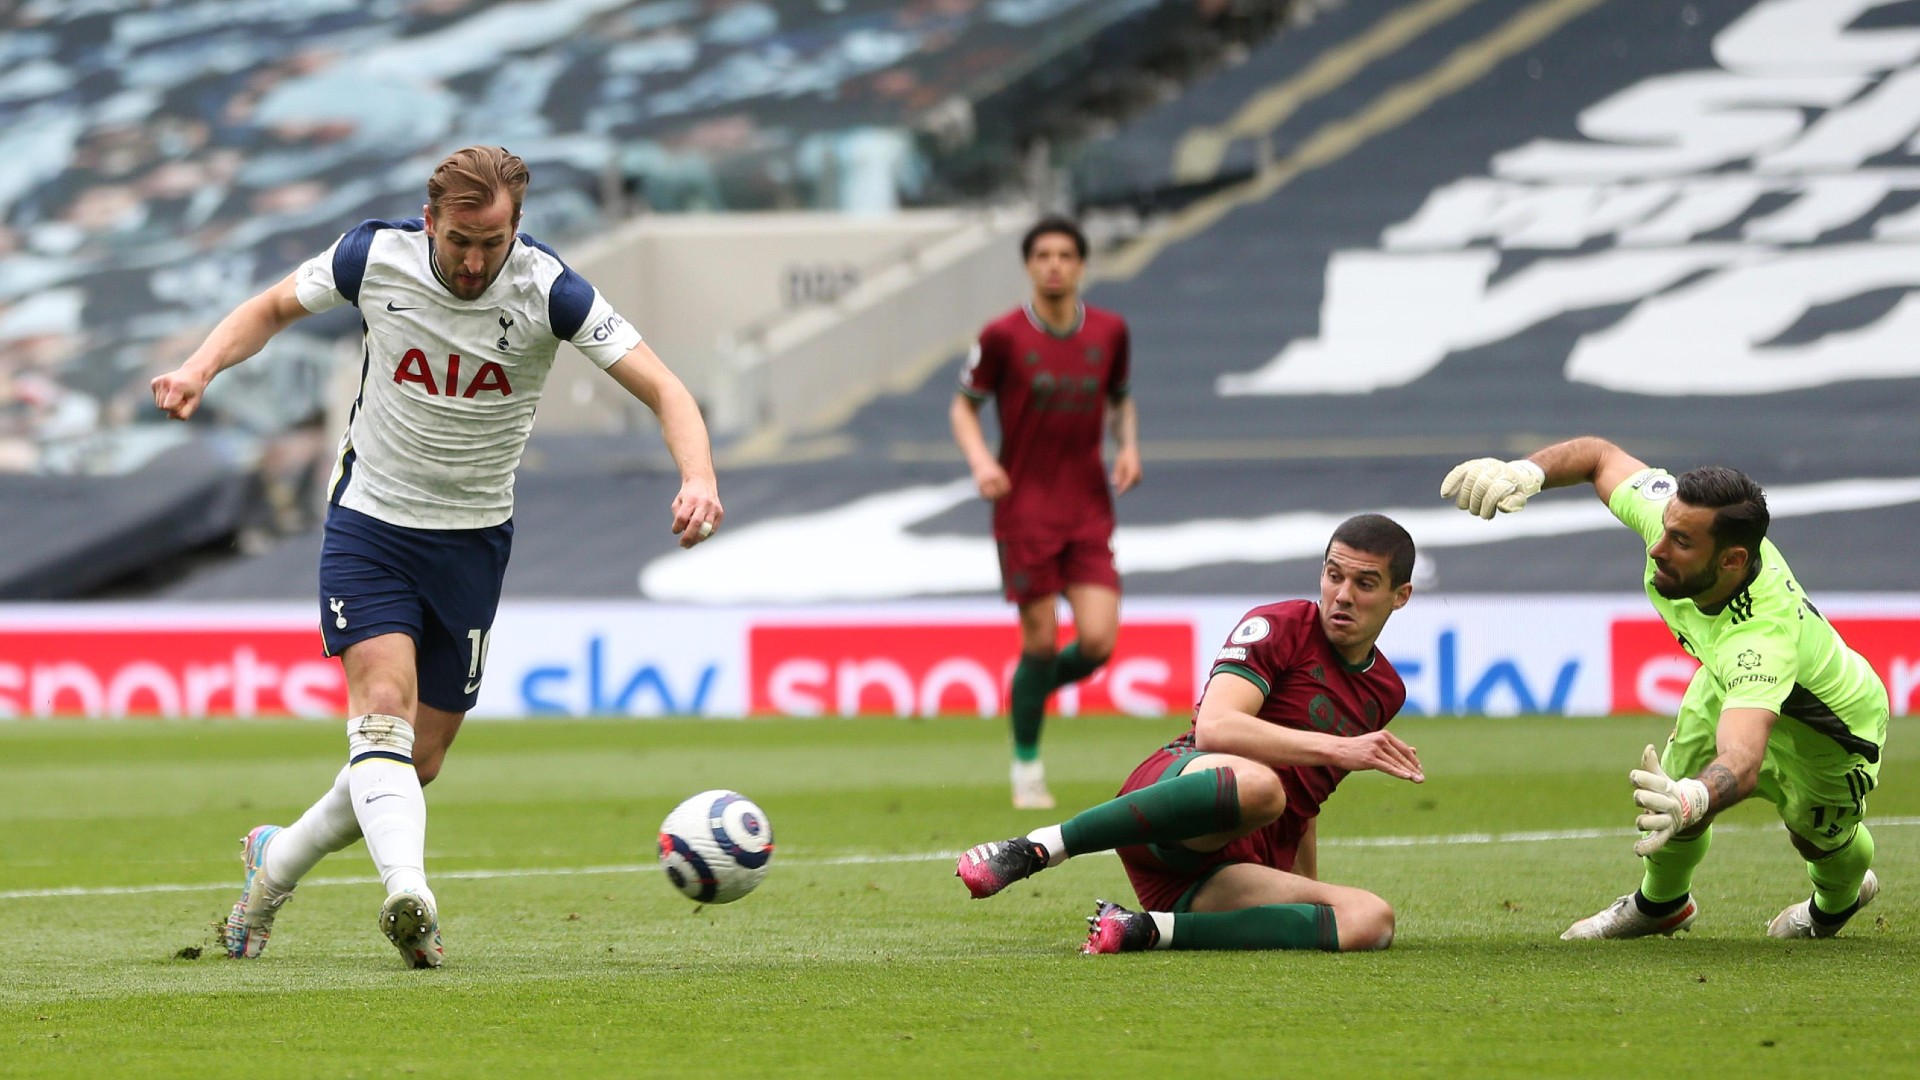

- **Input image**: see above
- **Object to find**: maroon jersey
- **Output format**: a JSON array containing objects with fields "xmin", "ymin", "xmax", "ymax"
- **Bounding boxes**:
[
  {"xmin": 958, "ymin": 301, "xmax": 1131, "ymax": 541},
  {"xmin": 1173, "ymin": 599, "xmax": 1407, "ymax": 820}
]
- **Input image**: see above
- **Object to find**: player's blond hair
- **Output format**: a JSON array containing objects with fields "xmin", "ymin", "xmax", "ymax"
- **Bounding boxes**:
[{"xmin": 427, "ymin": 145, "xmax": 530, "ymax": 220}]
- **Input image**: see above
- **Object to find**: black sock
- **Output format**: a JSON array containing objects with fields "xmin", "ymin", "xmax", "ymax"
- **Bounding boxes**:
[
  {"xmin": 1633, "ymin": 890, "xmax": 1688, "ymax": 918},
  {"xmin": 1808, "ymin": 893, "xmax": 1857, "ymax": 926}
]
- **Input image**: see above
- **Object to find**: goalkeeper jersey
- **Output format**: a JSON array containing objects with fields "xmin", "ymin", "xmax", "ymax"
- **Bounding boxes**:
[{"xmin": 1610, "ymin": 469, "xmax": 1888, "ymax": 761}]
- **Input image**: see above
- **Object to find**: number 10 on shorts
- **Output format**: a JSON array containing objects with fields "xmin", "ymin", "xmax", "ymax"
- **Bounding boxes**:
[{"xmin": 466, "ymin": 629, "xmax": 493, "ymax": 693}]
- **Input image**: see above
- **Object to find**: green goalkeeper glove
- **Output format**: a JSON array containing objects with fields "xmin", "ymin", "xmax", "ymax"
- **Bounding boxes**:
[
  {"xmin": 1440, "ymin": 458, "xmax": 1545, "ymax": 519},
  {"xmin": 1629, "ymin": 744, "xmax": 1710, "ymax": 856}
]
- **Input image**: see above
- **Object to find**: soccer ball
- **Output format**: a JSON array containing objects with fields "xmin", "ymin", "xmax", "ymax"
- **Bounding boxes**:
[{"xmin": 657, "ymin": 789, "xmax": 774, "ymax": 904}]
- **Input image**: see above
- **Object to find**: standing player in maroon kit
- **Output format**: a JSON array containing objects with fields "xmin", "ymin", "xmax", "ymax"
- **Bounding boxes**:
[
  {"xmin": 957, "ymin": 515, "xmax": 1424, "ymax": 953},
  {"xmin": 949, "ymin": 215, "xmax": 1141, "ymax": 810}
]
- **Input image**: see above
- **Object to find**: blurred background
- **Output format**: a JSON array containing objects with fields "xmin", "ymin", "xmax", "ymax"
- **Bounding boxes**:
[{"xmin": 2, "ymin": 0, "xmax": 1917, "ymax": 722}]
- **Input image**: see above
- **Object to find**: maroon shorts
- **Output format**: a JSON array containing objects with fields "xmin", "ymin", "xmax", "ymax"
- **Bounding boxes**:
[
  {"xmin": 1114, "ymin": 744, "xmax": 1307, "ymax": 913},
  {"xmin": 996, "ymin": 536, "xmax": 1121, "ymax": 605}
]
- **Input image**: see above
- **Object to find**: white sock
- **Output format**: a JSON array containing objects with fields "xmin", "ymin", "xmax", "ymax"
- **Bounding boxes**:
[
  {"xmin": 1012, "ymin": 760, "xmax": 1046, "ymax": 784},
  {"xmin": 1149, "ymin": 911, "xmax": 1175, "ymax": 949},
  {"xmin": 261, "ymin": 765, "xmax": 362, "ymax": 889},
  {"xmin": 1027, "ymin": 824, "xmax": 1069, "ymax": 867},
  {"xmin": 346, "ymin": 714, "xmax": 432, "ymax": 905}
]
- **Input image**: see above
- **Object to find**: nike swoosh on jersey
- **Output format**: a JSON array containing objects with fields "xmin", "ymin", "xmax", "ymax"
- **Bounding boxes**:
[{"xmin": 386, "ymin": 301, "xmax": 418, "ymax": 312}]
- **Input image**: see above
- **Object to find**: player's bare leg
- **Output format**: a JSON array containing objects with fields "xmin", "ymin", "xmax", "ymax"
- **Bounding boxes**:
[
  {"xmin": 1009, "ymin": 596, "xmax": 1062, "ymax": 809},
  {"xmin": 410, "ymin": 701, "xmax": 466, "ymax": 787},
  {"xmin": 1060, "ymin": 583, "xmax": 1118, "ymax": 665},
  {"xmin": 343, "ymin": 634, "xmax": 443, "ymax": 967},
  {"xmin": 1014, "ymin": 597, "xmax": 1061, "ymax": 662}
]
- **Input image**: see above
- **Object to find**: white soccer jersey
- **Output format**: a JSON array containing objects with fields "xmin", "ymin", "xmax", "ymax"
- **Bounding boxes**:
[{"xmin": 295, "ymin": 218, "xmax": 643, "ymax": 529}]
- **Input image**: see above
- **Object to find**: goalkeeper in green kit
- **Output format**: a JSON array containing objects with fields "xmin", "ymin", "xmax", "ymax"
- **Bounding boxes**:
[{"xmin": 1442, "ymin": 437, "xmax": 1888, "ymax": 940}]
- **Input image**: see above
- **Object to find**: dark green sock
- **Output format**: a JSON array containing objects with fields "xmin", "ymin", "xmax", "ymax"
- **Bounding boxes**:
[
  {"xmin": 1059, "ymin": 767, "xmax": 1241, "ymax": 854},
  {"xmin": 1009, "ymin": 653, "xmax": 1055, "ymax": 762},
  {"xmin": 1638, "ymin": 827, "xmax": 1711, "ymax": 905},
  {"xmin": 1053, "ymin": 641, "xmax": 1108, "ymax": 687},
  {"xmin": 1809, "ymin": 823, "xmax": 1874, "ymax": 916},
  {"xmin": 1171, "ymin": 904, "xmax": 1339, "ymax": 951}
]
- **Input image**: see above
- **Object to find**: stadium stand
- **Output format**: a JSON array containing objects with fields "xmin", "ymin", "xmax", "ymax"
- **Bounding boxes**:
[
  {"xmin": 0, "ymin": 441, "xmax": 254, "ymax": 599},
  {"xmin": 637, "ymin": 0, "xmax": 1920, "ymax": 600},
  {"xmin": 0, "ymin": 0, "xmax": 1271, "ymax": 598},
  {"xmin": 23, "ymin": 0, "xmax": 1920, "ymax": 604},
  {"xmin": 168, "ymin": 0, "xmax": 1920, "ymax": 603}
]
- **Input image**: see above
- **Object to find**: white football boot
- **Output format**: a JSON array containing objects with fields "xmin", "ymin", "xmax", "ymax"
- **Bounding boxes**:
[
  {"xmin": 1011, "ymin": 760, "xmax": 1055, "ymax": 810},
  {"xmin": 379, "ymin": 890, "xmax": 444, "ymax": 969},
  {"xmin": 1561, "ymin": 893, "xmax": 1698, "ymax": 940},
  {"xmin": 1768, "ymin": 870, "xmax": 1878, "ymax": 939}
]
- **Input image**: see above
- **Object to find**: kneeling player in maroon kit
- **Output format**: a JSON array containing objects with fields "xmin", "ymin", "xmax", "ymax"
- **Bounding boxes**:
[
  {"xmin": 950, "ymin": 215, "xmax": 1141, "ymax": 810},
  {"xmin": 956, "ymin": 514, "xmax": 1424, "ymax": 953}
]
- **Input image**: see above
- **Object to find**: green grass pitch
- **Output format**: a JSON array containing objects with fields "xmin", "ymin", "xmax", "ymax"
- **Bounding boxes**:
[{"xmin": 3, "ymin": 714, "xmax": 1916, "ymax": 1077}]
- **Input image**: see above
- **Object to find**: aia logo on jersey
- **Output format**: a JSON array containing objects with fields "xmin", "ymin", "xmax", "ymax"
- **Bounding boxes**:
[{"xmin": 393, "ymin": 348, "xmax": 513, "ymax": 398}]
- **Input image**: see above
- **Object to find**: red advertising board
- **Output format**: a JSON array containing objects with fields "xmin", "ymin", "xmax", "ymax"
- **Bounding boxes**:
[
  {"xmin": 0, "ymin": 629, "xmax": 343, "ymax": 718},
  {"xmin": 1611, "ymin": 617, "xmax": 1920, "ymax": 716},
  {"xmin": 748, "ymin": 621, "xmax": 1195, "ymax": 717}
]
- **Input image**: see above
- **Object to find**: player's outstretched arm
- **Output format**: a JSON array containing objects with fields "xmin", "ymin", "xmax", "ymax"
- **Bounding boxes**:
[
  {"xmin": 949, "ymin": 393, "xmax": 1009, "ymax": 501},
  {"xmin": 1629, "ymin": 709, "xmax": 1773, "ymax": 855},
  {"xmin": 607, "ymin": 343, "xmax": 723, "ymax": 548},
  {"xmin": 1195, "ymin": 673, "xmax": 1424, "ymax": 782},
  {"xmin": 1108, "ymin": 395, "xmax": 1140, "ymax": 495},
  {"xmin": 1440, "ymin": 436, "xmax": 1649, "ymax": 517},
  {"xmin": 1526, "ymin": 436, "xmax": 1649, "ymax": 505},
  {"xmin": 151, "ymin": 272, "xmax": 313, "ymax": 421}
]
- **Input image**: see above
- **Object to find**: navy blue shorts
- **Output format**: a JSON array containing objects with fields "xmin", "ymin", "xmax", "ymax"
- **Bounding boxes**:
[{"xmin": 318, "ymin": 505, "xmax": 513, "ymax": 713}]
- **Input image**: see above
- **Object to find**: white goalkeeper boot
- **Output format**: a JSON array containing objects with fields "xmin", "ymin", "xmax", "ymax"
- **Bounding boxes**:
[
  {"xmin": 1561, "ymin": 892, "xmax": 1697, "ymax": 940},
  {"xmin": 1768, "ymin": 871, "xmax": 1878, "ymax": 939}
]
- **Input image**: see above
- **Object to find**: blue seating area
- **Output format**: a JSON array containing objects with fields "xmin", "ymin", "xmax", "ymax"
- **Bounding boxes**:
[
  {"xmin": 0, "ymin": 0, "xmax": 1222, "ymax": 597},
  {"xmin": 11, "ymin": 0, "xmax": 1920, "ymax": 602},
  {"xmin": 0, "ymin": 0, "xmax": 1189, "ymax": 481}
]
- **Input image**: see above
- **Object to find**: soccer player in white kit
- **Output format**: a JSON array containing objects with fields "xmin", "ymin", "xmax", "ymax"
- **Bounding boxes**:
[{"xmin": 151, "ymin": 146, "xmax": 723, "ymax": 968}]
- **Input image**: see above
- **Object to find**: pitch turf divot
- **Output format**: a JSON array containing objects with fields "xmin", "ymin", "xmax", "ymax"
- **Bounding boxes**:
[{"xmin": 6, "ymin": 817, "xmax": 1917, "ymax": 901}]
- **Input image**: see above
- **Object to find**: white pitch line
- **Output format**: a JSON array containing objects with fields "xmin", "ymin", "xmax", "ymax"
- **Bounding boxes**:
[{"xmin": 6, "ymin": 817, "xmax": 1918, "ymax": 902}]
